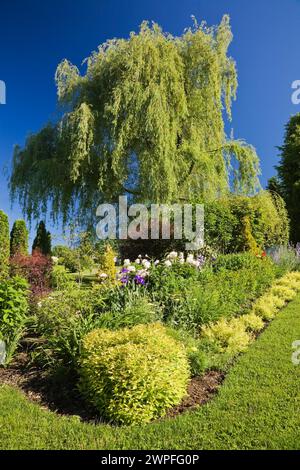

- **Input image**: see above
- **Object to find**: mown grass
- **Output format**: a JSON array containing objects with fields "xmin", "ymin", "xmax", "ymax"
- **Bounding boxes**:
[{"xmin": 1, "ymin": 295, "xmax": 300, "ymax": 450}]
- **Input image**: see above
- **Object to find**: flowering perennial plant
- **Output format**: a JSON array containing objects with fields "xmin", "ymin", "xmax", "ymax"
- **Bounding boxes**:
[{"xmin": 115, "ymin": 249, "xmax": 214, "ymax": 287}]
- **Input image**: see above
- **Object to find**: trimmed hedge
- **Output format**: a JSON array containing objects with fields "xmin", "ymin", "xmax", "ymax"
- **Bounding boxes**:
[{"xmin": 0, "ymin": 210, "xmax": 10, "ymax": 277}]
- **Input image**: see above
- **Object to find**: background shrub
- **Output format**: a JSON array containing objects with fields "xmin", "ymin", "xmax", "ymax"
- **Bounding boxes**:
[
  {"xmin": 99, "ymin": 244, "xmax": 117, "ymax": 282},
  {"xmin": 204, "ymin": 191, "xmax": 289, "ymax": 253},
  {"xmin": 32, "ymin": 286, "xmax": 104, "ymax": 368},
  {"xmin": 79, "ymin": 323, "xmax": 190, "ymax": 424},
  {"xmin": 50, "ymin": 264, "xmax": 74, "ymax": 290},
  {"xmin": 33, "ymin": 284, "xmax": 162, "ymax": 369},
  {"xmin": 10, "ymin": 251, "xmax": 52, "ymax": 298},
  {"xmin": 213, "ymin": 252, "xmax": 268, "ymax": 272},
  {"xmin": 0, "ymin": 210, "xmax": 10, "ymax": 277},
  {"xmin": 52, "ymin": 245, "xmax": 81, "ymax": 273},
  {"xmin": 268, "ymin": 245, "xmax": 300, "ymax": 275},
  {"xmin": 0, "ymin": 276, "xmax": 29, "ymax": 365},
  {"xmin": 10, "ymin": 219, "xmax": 28, "ymax": 256}
]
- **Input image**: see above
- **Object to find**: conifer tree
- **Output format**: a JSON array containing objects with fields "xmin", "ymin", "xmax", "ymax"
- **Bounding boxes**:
[
  {"xmin": 10, "ymin": 219, "xmax": 28, "ymax": 256},
  {"xmin": 32, "ymin": 221, "xmax": 51, "ymax": 255}
]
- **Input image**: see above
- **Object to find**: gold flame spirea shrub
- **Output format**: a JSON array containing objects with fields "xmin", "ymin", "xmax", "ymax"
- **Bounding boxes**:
[
  {"xmin": 201, "ymin": 271, "xmax": 300, "ymax": 361},
  {"xmin": 79, "ymin": 323, "xmax": 190, "ymax": 425},
  {"xmin": 201, "ymin": 318, "xmax": 253, "ymax": 356},
  {"xmin": 252, "ymin": 271, "xmax": 300, "ymax": 320}
]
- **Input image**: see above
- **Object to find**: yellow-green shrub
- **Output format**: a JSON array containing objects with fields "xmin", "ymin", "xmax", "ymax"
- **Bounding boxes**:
[
  {"xmin": 201, "ymin": 318, "xmax": 252, "ymax": 356},
  {"xmin": 253, "ymin": 294, "xmax": 283, "ymax": 320},
  {"xmin": 252, "ymin": 271, "xmax": 300, "ymax": 321},
  {"xmin": 79, "ymin": 323, "xmax": 190, "ymax": 425},
  {"xmin": 270, "ymin": 285, "xmax": 297, "ymax": 301},
  {"xmin": 274, "ymin": 278, "xmax": 300, "ymax": 290},
  {"xmin": 238, "ymin": 312, "xmax": 264, "ymax": 332},
  {"xmin": 201, "ymin": 271, "xmax": 300, "ymax": 369},
  {"xmin": 286, "ymin": 271, "xmax": 300, "ymax": 281},
  {"xmin": 274, "ymin": 272, "xmax": 300, "ymax": 290},
  {"xmin": 99, "ymin": 244, "xmax": 117, "ymax": 283}
]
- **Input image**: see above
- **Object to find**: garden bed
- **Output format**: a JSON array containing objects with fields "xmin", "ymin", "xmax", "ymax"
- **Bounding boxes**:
[
  {"xmin": 0, "ymin": 351, "xmax": 224, "ymax": 423},
  {"xmin": 1, "ymin": 294, "xmax": 300, "ymax": 449}
]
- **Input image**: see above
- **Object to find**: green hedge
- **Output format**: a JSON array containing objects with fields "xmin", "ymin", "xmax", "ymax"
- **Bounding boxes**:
[
  {"xmin": 0, "ymin": 210, "xmax": 10, "ymax": 277},
  {"xmin": 10, "ymin": 220, "xmax": 28, "ymax": 256},
  {"xmin": 204, "ymin": 191, "xmax": 289, "ymax": 253}
]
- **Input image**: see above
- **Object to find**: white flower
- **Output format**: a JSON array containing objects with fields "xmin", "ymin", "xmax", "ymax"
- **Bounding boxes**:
[
  {"xmin": 167, "ymin": 251, "xmax": 178, "ymax": 260},
  {"xmin": 135, "ymin": 258, "xmax": 141, "ymax": 264},
  {"xmin": 186, "ymin": 255, "xmax": 195, "ymax": 265},
  {"xmin": 99, "ymin": 273, "xmax": 108, "ymax": 279},
  {"xmin": 123, "ymin": 259, "xmax": 131, "ymax": 267},
  {"xmin": 179, "ymin": 257, "xmax": 185, "ymax": 264},
  {"xmin": 51, "ymin": 256, "xmax": 59, "ymax": 264},
  {"xmin": 154, "ymin": 260, "xmax": 160, "ymax": 266},
  {"xmin": 164, "ymin": 260, "xmax": 172, "ymax": 267},
  {"xmin": 142, "ymin": 260, "xmax": 151, "ymax": 269},
  {"xmin": 138, "ymin": 269, "xmax": 147, "ymax": 278},
  {"xmin": 127, "ymin": 265, "xmax": 136, "ymax": 272},
  {"xmin": 114, "ymin": 257, "xmax": 118, "ymax": 263}
]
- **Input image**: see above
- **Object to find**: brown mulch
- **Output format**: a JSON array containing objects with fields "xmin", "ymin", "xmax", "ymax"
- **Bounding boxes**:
[
  {"xmin": 165, "ymin": 371, "xmax": 224, "ymax": 418},
  {"xmin": 0, "ymin": 353, "xmax": 224, "ymax": 423}
]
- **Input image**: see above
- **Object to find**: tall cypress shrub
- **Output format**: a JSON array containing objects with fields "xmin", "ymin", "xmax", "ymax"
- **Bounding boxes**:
[
  {"xmin": 10, "ymin": 219, "xmax": 28, "ymax": 256},
  {"xmin": 0, "ymin": 210, "xmax": 10, "ymax": 276},
  {"xmin": 32, "ymin": 221, "xmax": 51, "ymax": 255}
]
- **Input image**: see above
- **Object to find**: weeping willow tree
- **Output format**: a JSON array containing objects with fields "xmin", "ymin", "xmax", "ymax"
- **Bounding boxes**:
[{"xmin": 10, "ymin": 16, "xmax": 260, "ymax": 225}]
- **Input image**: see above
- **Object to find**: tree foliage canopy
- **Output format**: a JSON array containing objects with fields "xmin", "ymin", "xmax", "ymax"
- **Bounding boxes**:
[
  {"xmin": 10, "ymin": 16, "xmax": 260, "ymax": 225},
  {"xmin": 275, "ymin": 113, "xmax": 300, "ymax": 242}
]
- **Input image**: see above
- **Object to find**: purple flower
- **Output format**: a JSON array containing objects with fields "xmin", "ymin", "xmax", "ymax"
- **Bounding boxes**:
[
  {"xmin": 197, "ymin": 255, "xmax": 206, "ymax": 268},
  {"xmin": 121, "ymin": 267, "xmax": 129, "ymax": 273},
  {"xmin": 120, "ymin": 275, "xmax": 129, "ymax": 284},
  {"xmin": 134, "ymin": 275, "xmax": 146, "ymax": 285}
]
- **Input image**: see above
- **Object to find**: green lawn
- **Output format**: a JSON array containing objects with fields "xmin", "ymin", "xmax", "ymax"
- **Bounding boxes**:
[{"xmin": 1, "ymin": 295, "xmax": 300, "ymax": 450}]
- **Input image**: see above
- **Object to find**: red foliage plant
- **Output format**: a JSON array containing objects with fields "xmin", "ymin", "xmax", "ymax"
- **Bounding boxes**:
[{"xmin": 10, "ymin": 249, "xmax": 53, "ymax": 298}]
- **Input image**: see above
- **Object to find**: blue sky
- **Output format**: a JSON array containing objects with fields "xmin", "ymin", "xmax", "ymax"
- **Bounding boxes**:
[{"xmin": 0, "ymin": 0, "xmax": 300, "ymax": 243}]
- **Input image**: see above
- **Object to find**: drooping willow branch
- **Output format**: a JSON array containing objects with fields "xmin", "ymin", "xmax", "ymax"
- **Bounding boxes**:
[{"xmin": 10, "ymin": 16, "xmax": 261, "ymax": 225}]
